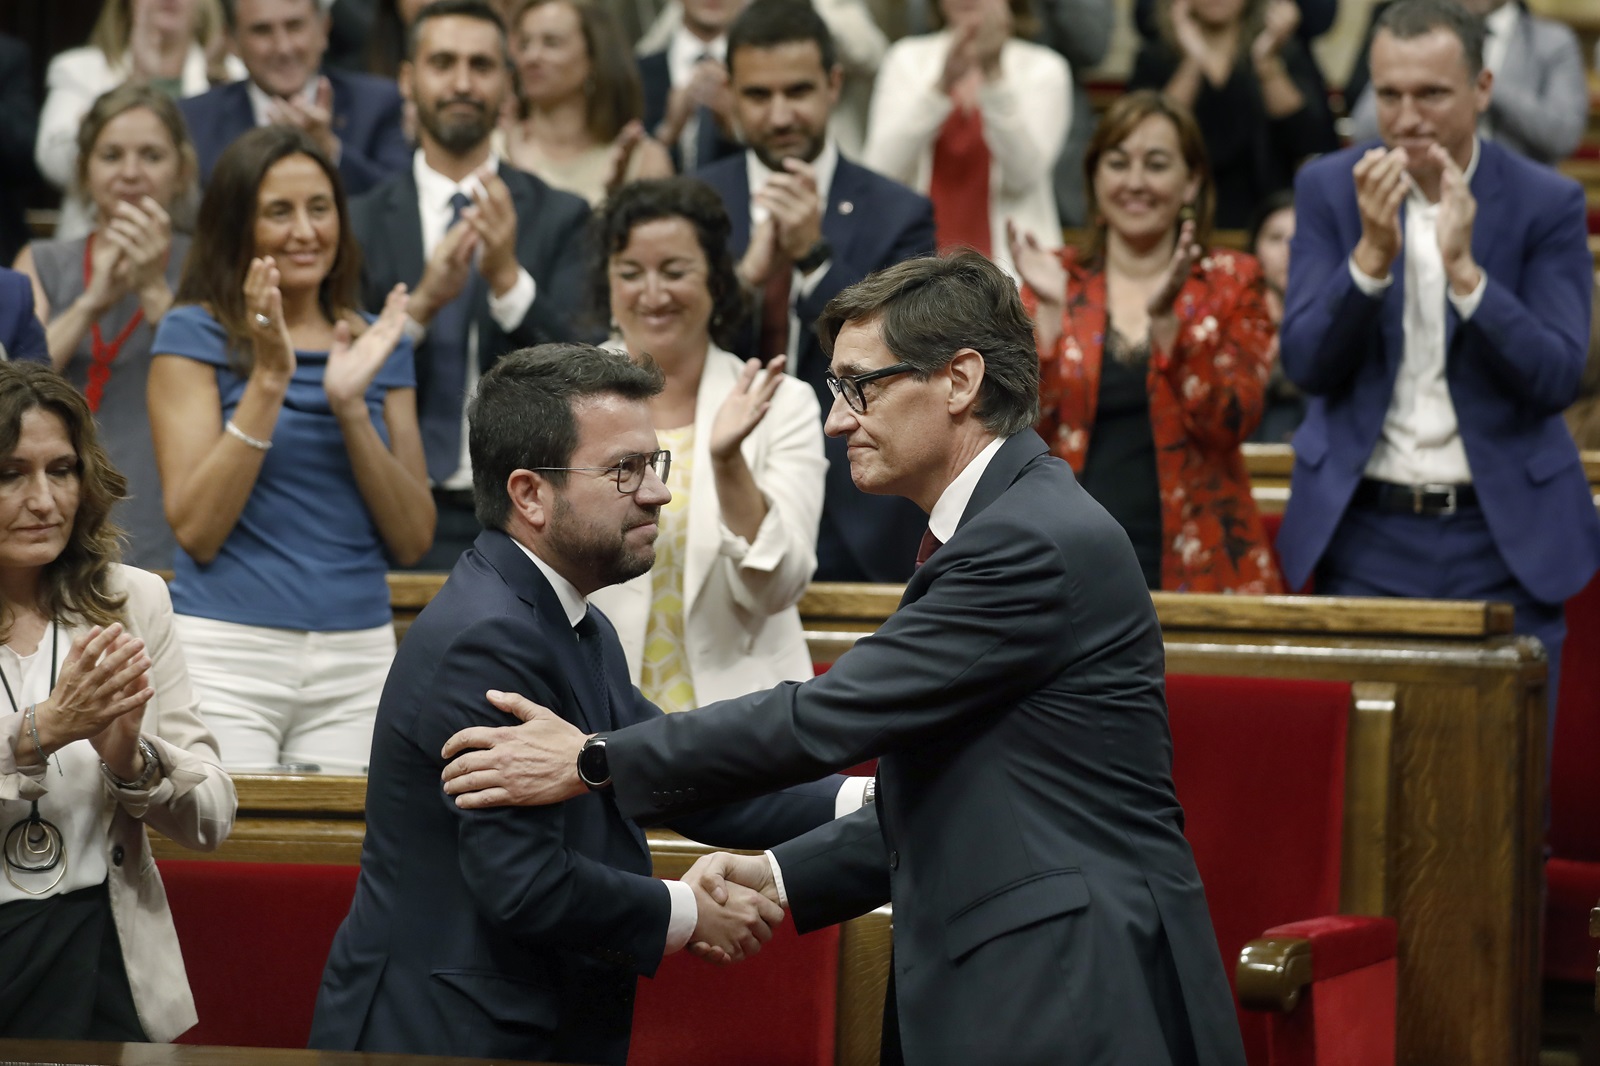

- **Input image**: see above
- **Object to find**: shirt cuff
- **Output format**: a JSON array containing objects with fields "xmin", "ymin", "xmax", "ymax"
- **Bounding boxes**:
[
  {"xmin": 835, "ymin": 776, "xmax": 870, "ymax": 818},
  {"xmin": 662, "ymin": 878, "xmax": 698, "ymax": 955},
  {"xmin": 488, "ymin": 267, "xmax": 536, "ymax": 332},
  {"xmin": 1347, "ymin": 255, "xmax": 1393, "ymax": 297},
  {"xmin": 402, "ymin": 315, "xmax": 428, "ymax": 345},
  {"xmin": 764, "ymin": 850, "xmax": 790, "ymax": 910},
  {"xmin": 1447, "ymin": 270, "xmax": 1487, "ymax": 320}
]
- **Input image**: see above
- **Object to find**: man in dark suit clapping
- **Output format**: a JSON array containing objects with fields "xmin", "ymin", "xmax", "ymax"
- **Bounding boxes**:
[
  {"xmin": 351, "ymin": 0, "xmax": 591, "ymax": 569},
  {"xmin": 439, "ymin": 252, "xmax": 1249, "ymax": 1066}
]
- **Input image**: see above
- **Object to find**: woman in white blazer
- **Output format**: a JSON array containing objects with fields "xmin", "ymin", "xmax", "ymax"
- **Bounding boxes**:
[
  {"xmin": 36, "ymin": 0, "xmax": 241, "ymax": 240},
  {"xmin": 0, "ymin": 362, "xmax": 235, "ymax": 1042},
  {"xmin": 587, "ymin": 178, "xmax": 825, "ymax": 711},
  {"xmin": 863, "ymin": 0, "xmax": 1070, "ymax": 279}
]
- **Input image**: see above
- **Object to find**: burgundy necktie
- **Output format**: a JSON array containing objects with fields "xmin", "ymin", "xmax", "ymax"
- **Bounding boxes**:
[
  {"xmin": 916, "ymin": 528, "xmax": 943, "ymax": 568},
  {"xmin": 759, "ymin": 254, "xmax": 793, "ymax": 360}
]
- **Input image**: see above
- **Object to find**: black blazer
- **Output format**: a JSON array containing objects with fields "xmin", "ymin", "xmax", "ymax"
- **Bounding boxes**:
[
  {"xmin": 695, "ymin": 152, "xmax": 937, "ymax": 582},
  {"xmin": 0, "ymin": 35, "xmax": 38, "ymax": 265},
  {"xmin": 350, "ymin": 164, "xmax": 592, "ymax": 469},
  {"xmin": 309, "ymin": 530, "xmax": 842, "ymax": 1065},
  {"xmin": 177, "ymin": 67, "xmax": 411, "ymax": 194},
  {"xmin": 602, "ymin": 432, "xmax": 1248, "ymax": 1065}
]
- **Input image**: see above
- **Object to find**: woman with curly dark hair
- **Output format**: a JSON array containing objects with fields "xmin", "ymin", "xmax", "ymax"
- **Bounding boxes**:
[
  {"xmin": 147, "ymin": 126, "xmax": 433, "ymax": 772},
  {"xmin": 584, "ymin": 177, "xmax": 824, "ymax": 712},
  {"xmin": 0, "ymin": 360, "xmax": 235, "ymax": 1042}
]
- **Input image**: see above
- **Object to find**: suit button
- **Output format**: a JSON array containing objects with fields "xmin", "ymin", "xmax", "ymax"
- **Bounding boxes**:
[
  {"xmin": 686, "ymin": 788, "xmax": 698, "ymax": 800},
  {"xmin": 888, "ymin": 850, "xmax": 899, "ymax": 870},
  {"xmin": 112, "ymin": 846, "xmax": 125, "ymax": 867}
]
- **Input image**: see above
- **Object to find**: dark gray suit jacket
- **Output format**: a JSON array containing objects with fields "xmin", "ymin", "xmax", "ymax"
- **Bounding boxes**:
[
  {"xmin": 309, "ymin": 530, "xmax": 842, "ymax": 1065},
  {"xmin": 603, "ymin": 431, "xmax": 1247, "ymax": 1065},
  {"xmin": 350, "ymin": 164, "xmax": 592, "ymax": 471}
]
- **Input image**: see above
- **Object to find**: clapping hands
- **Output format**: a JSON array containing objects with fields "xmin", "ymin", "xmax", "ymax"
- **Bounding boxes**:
[{"xmin": 682, "ymin": 851, "xmax": 786, "ymax": 965}]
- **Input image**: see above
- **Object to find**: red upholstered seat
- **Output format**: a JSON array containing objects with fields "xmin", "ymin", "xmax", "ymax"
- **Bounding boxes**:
[
  {"xmin": 1545, "ymin": 572, "xmax": 1600, "ymax": 982},
  {"xmin": 159, "ymin": 859, "xmax": 358, "ymax": 1047},
  {"xmin": 1167, "ymin": 674, "xmax": 1396, "ymax": 1066},
  {"xmin": 631, "ymin": 920, "xmax": 839, "ymax": 1066}
]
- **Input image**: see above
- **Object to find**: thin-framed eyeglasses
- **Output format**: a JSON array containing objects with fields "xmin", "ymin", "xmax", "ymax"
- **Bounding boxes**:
[
  {"xmin": 529, "ymin": 449, "xmax": 672, "ymax": 494},
  {"xmin": 824, "ymin": 362, "xmax": 919, "ymax": 414}
]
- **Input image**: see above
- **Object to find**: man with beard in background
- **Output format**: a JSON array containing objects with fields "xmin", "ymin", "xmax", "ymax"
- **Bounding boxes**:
[{"xmin": 352, "ymin": 0, "xmax": 592, "ymax": 569}]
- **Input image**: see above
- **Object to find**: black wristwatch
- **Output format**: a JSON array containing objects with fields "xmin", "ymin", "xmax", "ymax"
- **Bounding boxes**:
[
  {"xmin": 577, "ymin": 734, "xmax": 612, "ymax": 791},
  {"xmin": 794, "ymin": 238, "xmax": 832, "ymax": 274}
]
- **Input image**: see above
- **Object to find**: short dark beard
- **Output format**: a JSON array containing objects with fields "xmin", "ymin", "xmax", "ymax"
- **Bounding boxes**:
[
  {"xmin": 417, "ymin": 97, "xmax": 495, "ymax": 155},
  {"xmin": 548, "ymin": 492, "xmax": 658, "ymax": 591},
  {"xmin": 749, "ymin": 132, "xmax": 823, "ymax": 175}
]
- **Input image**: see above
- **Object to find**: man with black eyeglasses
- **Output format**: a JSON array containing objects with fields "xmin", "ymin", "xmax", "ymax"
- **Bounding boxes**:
[
  {"xmin": 311, "ymin": 344, "xmax": 859, "ymax": 1064},
  {"xmin": 437, "ymin": 254, "xmax": 1248, "ymax": 1066}
]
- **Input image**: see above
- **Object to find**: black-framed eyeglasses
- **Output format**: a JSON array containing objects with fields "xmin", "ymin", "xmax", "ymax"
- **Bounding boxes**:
[
  {"xmin": 824, "ymin": 362, "xmax": 918, "ymax": 414},
  {"xmin": 530, "ymin": 450, "xmax": 671, "ymax": 494}
]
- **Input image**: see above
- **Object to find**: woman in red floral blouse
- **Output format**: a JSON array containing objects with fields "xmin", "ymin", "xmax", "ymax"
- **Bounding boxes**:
[{"xmin": 1010, "ymin": 89, "xmax": 1282, "ymax": 593}]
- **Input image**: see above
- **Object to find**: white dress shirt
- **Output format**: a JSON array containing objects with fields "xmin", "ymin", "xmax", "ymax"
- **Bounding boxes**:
[
  {"xmin": 1483, "ymin": 2, "xmax": 1519, "ymax": 80},
  {"xmin": 1349, "ymin": 140, "xmax": 1486, "ymax": 486},
  {"xmin": 764, "ymin": 435, "xmax": 1007, "ymax": 904},
  {"xmin": 410, "ymin": 150, "xmax": 537, "ymax": 489},
  {"xmin": 745, "ymin": 139, "xmax": 840, "ymax": 361}
]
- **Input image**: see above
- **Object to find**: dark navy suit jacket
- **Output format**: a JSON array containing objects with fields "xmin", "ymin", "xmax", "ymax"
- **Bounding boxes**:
[
  {"xmin": 349, "ymin": 164, "xmax": 592, "ymax": 475},
  {"xmin": 603, "ymin": 431, "xmax": 1248, "ymax": 1065},
  {"xmin": 0, "ymin": 268, "xmax": 48, "ymax": 364},
  {"xmin": 309, "ymin": 530, "xmax": 842, "ymax": 1065},
  {"xmin": 696, "ymin": 152, "xmax": 937, "ymax": 582},
  {"xmin": 1278, "ymin": 140, "xmax": 1600, "ymax": 604},
  {"xmin": 178, "ymin": 68, "xmax": 410, "ymax": 194}
]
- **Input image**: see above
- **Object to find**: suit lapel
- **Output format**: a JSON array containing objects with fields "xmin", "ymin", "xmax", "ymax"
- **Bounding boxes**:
[
  {"xmin": 681, "ymin": 351, "xmax": 738, "ymax": 617},
  {"xmin": 823, "ymin": 160, "xmax": 867, "ymax": 273},
  {"xmin": 956, "ymin": 432, "xmax": 1049, "ymax": 535},
  {"xmin": 724, "ymin": 158, "xmax": 753, "ymax": 255},
  {"xmin": 473, "ymin": 531, "xmax": 606, "ymax": 736}
]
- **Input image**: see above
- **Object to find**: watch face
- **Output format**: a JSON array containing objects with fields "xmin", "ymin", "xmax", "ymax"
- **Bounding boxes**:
[{"xmin": 579, "ymin": 738, "xmax": 609, "ymax": 787}]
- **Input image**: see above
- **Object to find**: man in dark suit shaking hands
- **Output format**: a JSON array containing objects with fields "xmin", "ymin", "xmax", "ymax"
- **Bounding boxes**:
[
  {"xmin": 310, "ymin": 345, "xmax": 852, "ymax": 1064},
  {"xmin": 439, "ymin": 254, "xmax": 1248, "ymax": 1066}
]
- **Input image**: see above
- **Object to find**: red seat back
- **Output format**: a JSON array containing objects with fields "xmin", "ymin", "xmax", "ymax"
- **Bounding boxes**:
[
  {"xmin": 159, "ymin": 859, "xmax": 359, "ymax": 1048},
  {"xmin": 1166, "ymin": 674, "xmax": 1352, "ymax": 1064},
  {"xmin": 631, "ymin": 921, "xmax": 839, "ymax": 1066},
  {"xmin": 1550, "ymin": 571, "xmax": 1600, "ymax": 860}
]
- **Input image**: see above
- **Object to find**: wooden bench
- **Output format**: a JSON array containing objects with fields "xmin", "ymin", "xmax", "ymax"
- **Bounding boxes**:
[{"xmin": 153, "ymin": 583, "xmax": 1546, "ymax": 1066}]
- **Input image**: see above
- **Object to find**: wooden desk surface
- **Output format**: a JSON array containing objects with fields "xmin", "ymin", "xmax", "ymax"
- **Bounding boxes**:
[{"xmin": 0, "ymin": 1040, "xmax": 573, "ymax": 1065}]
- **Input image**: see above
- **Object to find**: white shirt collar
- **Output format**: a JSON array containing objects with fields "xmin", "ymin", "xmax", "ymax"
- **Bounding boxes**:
[
  {"xmin": 1484, "ymin": 3, "xmax": 1519, "ymax": 41},
  {"xmin": 667, "ymin": 26, "xmax": 726, "ymax": 87},
  {"xmin": 245, "ymin": 76, "xmax": 319, "ymax": 128},
  {"xmin": 746, "ymin": 137, "xmax": 840, "ymax": 228},
  {"xmin": 511, "ymin": 537, "xmax": 589, "ymax": 628},
  {"xmin": 926, "ymin": 436, "xmax": 1007, "ymax": 544},
  {"xmin": 413, "ymin": 148, "xmax": 502, "ymax": 212}
]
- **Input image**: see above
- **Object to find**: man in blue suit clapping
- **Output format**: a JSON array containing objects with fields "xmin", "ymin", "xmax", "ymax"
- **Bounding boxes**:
[{"xmin": 1277, "ymin": 0, "xmax": 1600, "ymax": 741}]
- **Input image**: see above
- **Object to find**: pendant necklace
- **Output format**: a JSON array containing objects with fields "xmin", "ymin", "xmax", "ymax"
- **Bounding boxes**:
[{"xmin": 2, "ymin": 622, "xmax": 65, "ymax": 894}]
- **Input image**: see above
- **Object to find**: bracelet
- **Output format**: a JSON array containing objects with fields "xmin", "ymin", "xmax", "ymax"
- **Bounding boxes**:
[
  {"xmin": 224, "ymin": 419, "xmax": 272, "ymax": 451},
  {"xmin": 102, "ymin": 736, "xmax": 162, "ymax": 791},
  {"xmin": 24, "ymin": 705, "xmax": 62, "ymax": 777}
]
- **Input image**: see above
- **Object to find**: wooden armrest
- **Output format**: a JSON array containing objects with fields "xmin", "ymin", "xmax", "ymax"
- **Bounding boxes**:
[{"xmin": 1238, "ymin": 914, "xmax": 1398, "ymax": 1013}]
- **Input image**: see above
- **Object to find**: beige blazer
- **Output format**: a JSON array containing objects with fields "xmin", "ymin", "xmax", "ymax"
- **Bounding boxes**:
[
  {"xmin": 863, "ymin": 30, "xmax": 1070, "ymax": 279},
  {"xmin": 589, "ymin": 348, "xmax": 826, "ymax": 707},
  {"xmin": 0, "ymin": 565, "xmax": 237, "ymax": 1042}
]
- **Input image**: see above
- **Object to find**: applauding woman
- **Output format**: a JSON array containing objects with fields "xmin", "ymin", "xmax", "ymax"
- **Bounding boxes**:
[
  {"xmin": 1011, "ymin": 91, "xmax": 1281, "ymax": 593},
  {"xmin": 0, "ymin": 361, "xmax": 234, "ymax": 1042},
  {"xmin": 15, "ymin": 85, "xmax": 195, "ymax": 571},
  {"xmin": 586, "ymin": 178, "xmax": 824, "ymax": 711},
  {"xmin": 148, "ymin": 127, "xmax": 434, "ymax": 772}
]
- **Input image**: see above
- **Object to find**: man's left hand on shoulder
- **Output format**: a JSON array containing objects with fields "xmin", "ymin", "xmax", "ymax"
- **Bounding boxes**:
[{"xmin": 441, "ymin": 690, "xmax": 586, "ymax": 807}]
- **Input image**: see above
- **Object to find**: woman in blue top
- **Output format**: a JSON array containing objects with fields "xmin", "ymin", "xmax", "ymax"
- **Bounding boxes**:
[{"xmin": 148, "ymin": 127, "xmax": 434, "ymax": 773}]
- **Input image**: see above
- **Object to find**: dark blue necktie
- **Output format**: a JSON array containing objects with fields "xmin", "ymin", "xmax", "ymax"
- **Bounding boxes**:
[
  {"xmin": 420, "ymin": 192, "xmax": 475, "ymax": 482},
  {"xmin": 574, "ymin": 610, "xmax": 613, "ymax": 729}
]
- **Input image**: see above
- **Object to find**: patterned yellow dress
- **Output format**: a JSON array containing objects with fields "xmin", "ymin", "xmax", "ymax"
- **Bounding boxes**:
[{"xmin": 639, "ymin": 423, "xmax": 697, "ymax": 713}]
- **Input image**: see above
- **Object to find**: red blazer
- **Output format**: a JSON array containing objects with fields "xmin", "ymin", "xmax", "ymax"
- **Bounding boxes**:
[{"xmin": 1024, "ymin": 246, "xmax": 1284, "ymax": 594}]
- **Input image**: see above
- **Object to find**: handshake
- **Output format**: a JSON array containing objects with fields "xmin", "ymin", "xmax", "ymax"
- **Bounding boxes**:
[{"xmin": 682, "ymin": 851, "xmax": 786, "ymax": 966}]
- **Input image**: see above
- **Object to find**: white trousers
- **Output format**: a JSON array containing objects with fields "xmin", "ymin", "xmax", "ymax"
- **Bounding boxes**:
[{"xmin": 173, "ymin": 614, "xmax": 396, "ymax": 774}]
